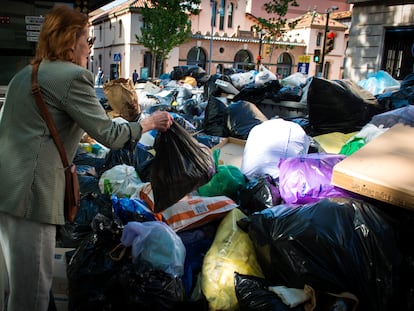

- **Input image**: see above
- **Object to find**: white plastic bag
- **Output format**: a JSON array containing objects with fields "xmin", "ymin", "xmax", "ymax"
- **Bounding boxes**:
[
  {"xmin": 241, "ymin": 119, "xmax": 310, "ymax": 179},
  {"xmin": 230, "ymin": 70, "xmax": 256, "ymax": 89},
  {"xmin": 255, "ymin": 65, "xmax": 277, "ymax": 86},
  {"xmin": 98, "ymin": 164, "xmax": 142, "ymax": 197}
]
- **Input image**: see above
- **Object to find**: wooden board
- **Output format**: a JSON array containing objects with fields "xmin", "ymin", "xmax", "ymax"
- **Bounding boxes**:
[{"xmin": 332, "ymin": 124, "xmax": 414, "ymax": 209}]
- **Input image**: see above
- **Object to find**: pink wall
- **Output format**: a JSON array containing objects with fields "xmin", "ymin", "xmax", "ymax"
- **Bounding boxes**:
[{"xmin": 249, "ymin": 0, "xmax": 351, "ymax": 19}]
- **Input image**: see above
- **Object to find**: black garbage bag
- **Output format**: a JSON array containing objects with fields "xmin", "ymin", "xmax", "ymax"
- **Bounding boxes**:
[
  {"xmin": 67, "ymin": 213, "xmax": 125, "ymax": 311},
  {"xmin": 232, "ymin": 80, "xmax": 282, "ymax": 104},
  {"xmin": 202, "ymin": 96, "xmax": 230, "ymax": 137},
  {"xmin": 105, "ymin": 265, "xmax": 186, "ymax": 311},
  {"xmin": 277, "ymin": 85, "xmax": 303, "ymax": 102},
  {"xmin": 151, "ymin": 121, "xmax": 215, "ymax": 212},
  {"xmin": 102, "ymin": 140, "xmax": 137, "ymax": 172},
  {"xmin": 238, "ymin": 174, "xmax": 281, "ymax": 216},
  {"xmin": 227, "ymin": 100, "xmax": 268, "ymax": 140},
  {"xmin": 234, "ymin": 272, "xmax": 305, "ymax": 311},
  {"xmin": 307, "ymin": 78, "xmax": 384, "ymax": 135},
  {"xmin": 238, "ymin": 197, "xmax": 402, "ymax": 311},
  {"xmin": 134, "ymin": 144, "xmax": 154, "ymax": 182},
  {"xmin": 203, "ymin": 73, "xmax": 233, "ymax": 99},
  {"xmin": 170, "ymin": 65, "xmax": 206, "ymax": 82},
  {"xmin": 376, "ymin": 73, "xmax": 414, "ymax": 110},
  {"xmin": 57, "ymin": 193, "xmax": 114, "ymax": 248}
]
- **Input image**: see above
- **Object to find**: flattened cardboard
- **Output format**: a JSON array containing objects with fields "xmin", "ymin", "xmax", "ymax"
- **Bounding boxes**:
[
  {"xmin": 332, "ymin": 124, "xmax": 414, "ymax": 209},
  {"xmin": 212, "ymin": 137, "xmax": 246, "ymax": 168}
]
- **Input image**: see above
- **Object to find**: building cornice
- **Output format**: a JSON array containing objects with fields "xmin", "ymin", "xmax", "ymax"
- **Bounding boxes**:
[{"xmin": 191, "ymin": 33, "xmax": 306, "ymax": 46}]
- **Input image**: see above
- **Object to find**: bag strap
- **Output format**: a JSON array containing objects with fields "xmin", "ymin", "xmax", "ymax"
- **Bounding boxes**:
[{"xmin": 31, "ymin": 62, "xmax": 70, "ymax": 168}]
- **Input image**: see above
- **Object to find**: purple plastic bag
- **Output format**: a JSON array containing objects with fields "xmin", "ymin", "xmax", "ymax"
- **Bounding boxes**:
[{"xmin": 278, "ymin": 153, "xmax": 353, "ymax": 204}]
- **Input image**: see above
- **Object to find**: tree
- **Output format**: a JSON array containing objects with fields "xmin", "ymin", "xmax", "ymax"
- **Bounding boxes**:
[
  {"xmin": 255, "ymin": 0, "xmax": 299, "ymax": 40},
  {"xmin": 136, "ymin": 0, "xmax": 200, "ymax": 78}
]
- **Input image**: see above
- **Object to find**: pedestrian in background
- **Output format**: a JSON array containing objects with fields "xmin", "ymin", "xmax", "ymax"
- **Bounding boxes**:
[
  {"xmin": 132, "ymin": 69, "xmax": 139, "ymax": 85},
  {"xmin": 0, "ymin": 5, "xmax": 173, "ymax": 311},
  {"xmin": 96, "ymin": 66, "xmax": 104, "ymax": 86}
]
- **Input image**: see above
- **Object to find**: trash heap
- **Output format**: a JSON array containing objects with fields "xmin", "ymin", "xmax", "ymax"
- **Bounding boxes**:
[{"xmin": 57, "ymin": 66, "xmax": 414, "ymax": 311}]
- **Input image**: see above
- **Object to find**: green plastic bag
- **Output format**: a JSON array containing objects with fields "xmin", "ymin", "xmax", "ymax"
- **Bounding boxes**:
[
  {"xmin": 339, "ymin": 137, "xmax": 366, "ymax": 156},
  {"xmin": 198, "ymin": 149, "xmax": 246, "ymax": 202}
]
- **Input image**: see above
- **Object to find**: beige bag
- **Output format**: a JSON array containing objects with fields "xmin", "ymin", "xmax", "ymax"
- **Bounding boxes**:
[{"xmin": 103, "ymin": 78, "xmax": 141, "ymax": 121}]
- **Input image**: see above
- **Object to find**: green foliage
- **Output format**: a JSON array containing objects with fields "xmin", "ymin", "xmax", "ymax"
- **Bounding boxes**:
[
  {"xmin": 256, "ymin": 0, "xmax": 299, "ymax": 37},
  {"xmin": 136, "ymin": 0, "xmax": 200, "ymax": 77}
]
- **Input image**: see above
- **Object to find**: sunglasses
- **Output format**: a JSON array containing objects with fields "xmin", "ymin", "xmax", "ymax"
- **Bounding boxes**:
[{"xmin": 87, "ymin": 36, "xmax": 96, "ymax": 48}]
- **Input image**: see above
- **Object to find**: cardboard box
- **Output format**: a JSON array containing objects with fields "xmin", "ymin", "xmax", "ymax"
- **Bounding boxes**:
[
  {"xmin": 212, "ymin": 137, "xmax": 246, "ymax": 168},
  {"xmin": 52, "ymin": 248, "xmax": 75, "ymax": 310},
  {"xmin": 332, "ymin": 124, "xmax": 414, "ymax": 209}
]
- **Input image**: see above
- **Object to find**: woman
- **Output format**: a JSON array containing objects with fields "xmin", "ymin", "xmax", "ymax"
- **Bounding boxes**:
[{"xmin": 0, "ymin": 5, "xmax": 173, "ymax": 310}]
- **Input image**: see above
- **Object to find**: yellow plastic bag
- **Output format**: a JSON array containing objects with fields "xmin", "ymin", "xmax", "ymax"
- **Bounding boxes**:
[{"xmin": 201, "ymin": 208, "xmax": 264, "ymax": 311}]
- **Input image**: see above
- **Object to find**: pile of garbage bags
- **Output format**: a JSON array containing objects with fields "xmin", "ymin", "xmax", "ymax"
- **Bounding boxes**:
[{"xmin": 59, "ymin": 67, "xmax": 414, "ymax": 310}]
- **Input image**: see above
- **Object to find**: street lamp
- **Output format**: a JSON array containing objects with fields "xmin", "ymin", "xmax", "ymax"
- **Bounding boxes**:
[
  {"xmin": 257, "ymin": 30, "xmax": 263, "ymax": 71},
  {"xmin": 208, "ymin": 1, "xmax": 216, "ymax": 75},
  {"xmin": 319, "ymin": 6, "xmax": 338, "ymax": 78}
]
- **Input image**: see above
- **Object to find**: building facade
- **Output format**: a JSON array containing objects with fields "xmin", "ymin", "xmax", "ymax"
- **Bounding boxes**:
[
  {"xmin": 344, "ymin": 0, "xmax": 414, "ymax": 82},
  {"xmin": 89, "ymin": 0, "xmax": 351, "ymax": 82}
]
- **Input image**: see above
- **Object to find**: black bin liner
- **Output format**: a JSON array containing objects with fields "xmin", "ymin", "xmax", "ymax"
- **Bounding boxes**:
[
  {"xmin": 227, "ymin": 100, "xmax": 268, "ymax": 140},
  {"xmin": 151, "ymin": 121, "xmax": 215, "ymax": 212},
  {"xmin": 307, "ymin": 78, "xmax": 384, "ymax": 135},
  {"xmin": 239, "ymin": 197, "xmax": 402, "ymax": 311}
]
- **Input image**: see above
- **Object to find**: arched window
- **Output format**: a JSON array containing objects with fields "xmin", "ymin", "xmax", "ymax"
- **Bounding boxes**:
[
  {"xmin": 227, "ymin": 3, "xmax": 233, "ymax": 28},
  {"xmin": 276, "ymin": 52, "xmax": 293, "ymax": 78},
  {"xmin": 186, "ymin": 46, "xmax": 207, "ymax": 70},
  {"xmin": 234, "ymin": 50, "xmax": 255, "ymax": 71}
]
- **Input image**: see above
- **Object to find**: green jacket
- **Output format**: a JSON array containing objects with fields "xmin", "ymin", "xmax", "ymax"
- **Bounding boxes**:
[{"xmin": 0, "ymin": 60, "xmax": 142, "ymax": 224}]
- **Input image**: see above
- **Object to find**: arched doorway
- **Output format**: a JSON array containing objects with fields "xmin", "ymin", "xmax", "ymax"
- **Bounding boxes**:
[
  {"xmin": 234, "ymin": 50, "xmax": 255, "ymax": 71},
  {"xmin": 276, "ymin": 52, "xmax": 293, "ymax": 79},
  {"xmin": 187, "ymin": 46, "xmax": 207, "ymax": 70}
]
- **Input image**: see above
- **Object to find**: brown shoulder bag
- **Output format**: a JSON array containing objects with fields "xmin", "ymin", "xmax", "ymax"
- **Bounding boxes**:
[{"xmin": 31, "ymin": 63, "xmax": 80, "ymax": 223}]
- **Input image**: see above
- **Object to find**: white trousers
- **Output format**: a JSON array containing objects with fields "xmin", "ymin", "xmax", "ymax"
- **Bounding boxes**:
[{"xmin": 0, "ymin": 212, "xmax": 55, "ymax": 311}]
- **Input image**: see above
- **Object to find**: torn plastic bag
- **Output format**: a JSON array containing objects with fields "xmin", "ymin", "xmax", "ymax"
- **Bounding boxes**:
[
  {"xmin": 239, "ymin": 197, "xmax": 402, "ymax": 311},
  {"xmin": 151, "ymin": 121, "xmax": 215, "ymax": 212}
]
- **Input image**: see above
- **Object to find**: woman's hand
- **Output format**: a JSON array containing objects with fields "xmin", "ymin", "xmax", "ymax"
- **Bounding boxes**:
[{"xmin": 140, "ymin": 110, "xmax": 174, "ymax": 133}]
